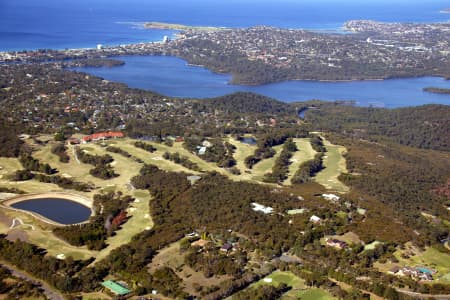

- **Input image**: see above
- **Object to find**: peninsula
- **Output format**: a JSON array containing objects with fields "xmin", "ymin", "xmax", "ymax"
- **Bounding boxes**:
[
  {"xmin": 144, "ymin": 21, "xmax": 225, "ymax": 32},
  {"xmin": 440, "ymin": 8, "xmax": 450, "ymax": 13},
  {"xmin": 423, "ymin": 87, "xmax": 450, "ymax": 94}
]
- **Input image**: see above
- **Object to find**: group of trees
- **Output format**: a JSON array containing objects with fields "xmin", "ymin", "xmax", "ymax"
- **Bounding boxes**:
[
  {"xmin": 51, "ymin": 143, "xmax": 70, "ymax": 163},
  {"xmin": 183, "ymin": 137, "xmax": 236, "ymax": 168},
  {"xmin": 19, "ymin": 154, "xmax": 55, "ymax": 175},
  {"xmin": 244, "ymin": 132, "xmax": 294, "ymax": 169},
  {"xmin": 12, "ymin": 153, "xmax": 92, "ymax": 191},
  {"xmin": 184, "ymin": 246, "xmax": 246, "ymax": 278},
  {"xmin": 134, "ymin": 141, "xmax": 157, "ymax": 153},
  {"xmin": 0, "ymin": 237, "xmax": 96, "ymax": 293},
  {"xmin": 291, "ymin": 136, "xmax": 326, "ymax": 184},
  {"xmin": 263, "ymin": 138, "xmax": 297, "ymax": 183},
  {"xmin": 106, "ymin": 145, "xmax": 143, "ymax": 163},
  {"xmin": 0, "ymin": 123, "xmax": 24, "ymax": 158},
  {"xmin": 162, "ymin": 151, "xmax": 202, "ymax": 172},
  {"xmin": 0, "ymin": 265, "xmax": 46, "ymax": 298},
  {"xmin": 305, "ymin": 103, "xmax": 450, "ymax": 152},
  {"xmin": 75, "ymin": 147, "xmax": 118, "ymax": 179}
]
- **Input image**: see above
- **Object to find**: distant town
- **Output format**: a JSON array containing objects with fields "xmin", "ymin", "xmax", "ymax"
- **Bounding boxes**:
[{"xmin": 1, "ymin": 20, "xmax": 449, "ymax": 84}]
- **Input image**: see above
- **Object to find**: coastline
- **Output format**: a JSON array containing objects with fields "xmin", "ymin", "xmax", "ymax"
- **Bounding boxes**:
[{"xmin": 144, "ymin": 21, "xmax": 225, "ymax": 32}]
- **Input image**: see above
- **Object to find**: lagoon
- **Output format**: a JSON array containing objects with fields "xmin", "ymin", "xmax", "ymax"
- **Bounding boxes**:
[
  {"xmin": 11, "ymin": 198, "xmax": 91, "ymax": 225},
  {"xmin": 73, "ymin": 55, "xmax": 450, "ymax": 108}
]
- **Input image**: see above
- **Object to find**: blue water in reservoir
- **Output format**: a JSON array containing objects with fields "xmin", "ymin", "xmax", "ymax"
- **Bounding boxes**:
[
  {"xmin": 1, "ymin": 0, "xmax": 449, "ymax": 51},
  {"xmin": 73, "ymin": 56, "xmax": 450, "ymax": 108},
  {"xmin": 12, "ymin": 198, "xmax": 91, "ymax": 225},
  {"xmin": 240, "ymin": 137, "xmax": 257, "ymax": 145}
]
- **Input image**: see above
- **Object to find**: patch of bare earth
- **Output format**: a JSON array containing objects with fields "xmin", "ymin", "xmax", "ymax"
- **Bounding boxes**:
[
  {"xmin": 6, "ymin": 229, "xmax": 28, "ymax": 242},
  {"xmin": 0, "ymin": 211, "xmax": 11, "ymax": 227}
]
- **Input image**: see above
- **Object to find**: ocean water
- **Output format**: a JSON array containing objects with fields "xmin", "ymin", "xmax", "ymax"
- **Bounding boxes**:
[
  {"xmin": 73, "ymin": 56, "xmax": 450, "ymax": 108},
  {"xmin": 1, "ymin": 0, "xmax": 449, "ymax": 51},
  {"xmin": 3, "ymin": 0, "xmax": 450, "ymax": 107}
]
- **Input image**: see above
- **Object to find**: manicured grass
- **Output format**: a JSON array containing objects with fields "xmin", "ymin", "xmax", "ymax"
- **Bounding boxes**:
[
  {"xmin": 294, "ymin": 288, "xmax": 336, "ymax": 300},
  {"xmin": 251, "ymin": 144, "xmax": 283, "ymax": 181},
  {"xmin": 0, "ymin": 157, "xmax": 23, "ymax": 179},
  {"xmin": 314, "ymin": 139, "xmax": 349, "ymax": 193},
  {"xmin": 112, "ymin": 139, "xmax": 204, "ymax": 174},
  {"xmin": 93, "ymin": 189, "xmax": 153, "ymax": 264},
  {"xmin": 225, "ymin": 137, "xmax": 256, "ymax": 180},
  {"xmin": 285, "ymin": 138, "xmax": 316, "ymax": 185},
  {"xmin": 254, "ymin": 271, "xmax": 306, "ymax": 289}
]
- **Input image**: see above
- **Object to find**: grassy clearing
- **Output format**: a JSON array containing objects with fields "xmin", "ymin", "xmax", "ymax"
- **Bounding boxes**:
[
  {"xmin": 293, "ymin": 288, "xmax": 336, "ymax": 300},
  {"xmin": 314, "ymin": 139, "xmax": 349, "ymax": 193},
  {"xmin": 285, "ymin": 138, "xmax": 316, "ymax": 185},
  {"xmin": 376, "ymin": 243, "xmax": 450, "ymax": 283},
  {"xmin": 254, "ymin": 271, "xmax": 306, "ymax": 289},
  {"xmin": 0, "ymin": 158, "xmax": 23, "ymax": 179},
  {"xmin": 324, "ymin": 232, "xmax": 362, "ymax": 245}
]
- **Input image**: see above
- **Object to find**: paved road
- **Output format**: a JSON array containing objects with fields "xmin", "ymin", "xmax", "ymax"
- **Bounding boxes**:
[{"xmin": 1, "ymin": 262, "xmax": 65, "ymax": 300}]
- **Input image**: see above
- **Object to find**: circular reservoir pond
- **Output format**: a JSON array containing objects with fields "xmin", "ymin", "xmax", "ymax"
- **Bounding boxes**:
[{"xmin": 11, "ymin": 198, "xmax": 91, "ymax": 225}]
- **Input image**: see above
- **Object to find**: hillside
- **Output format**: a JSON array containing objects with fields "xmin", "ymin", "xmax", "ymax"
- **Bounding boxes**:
[{"xmin": 304, "ymin": 104, "xmax": 450, "ymax": 151}]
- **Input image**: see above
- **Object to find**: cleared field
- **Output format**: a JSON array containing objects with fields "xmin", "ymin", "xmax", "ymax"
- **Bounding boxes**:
[
  {"xmin": 294, "ymin": 288, "xmax": 336, "ymax": 300},
  {"xmin": 0, "ymin": 158, "xmax": 23, "ymax": 178},
  {"xmin": 323, "ymin": 232, "xmax": 362, "ymax": 246},
  {"xmin": 314, "ymin": 139, "xmax": 349, "ymax": 193},
  {"xmin": 284, "ymin": 138, "xmax": 316, "ymax": 185},
  {"xmin": 253, "ymin": 271, "xmax": 306, "ymax": 289}
]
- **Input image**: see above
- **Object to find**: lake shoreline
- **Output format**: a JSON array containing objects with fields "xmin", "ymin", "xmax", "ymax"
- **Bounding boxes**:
[
  {"xmin": 1, "ymin": 192, "xmax": 93, "ymax": 226},
  {"xmin": 73, "ymin": 55, "xmax": 450, "ymax": 108}
]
